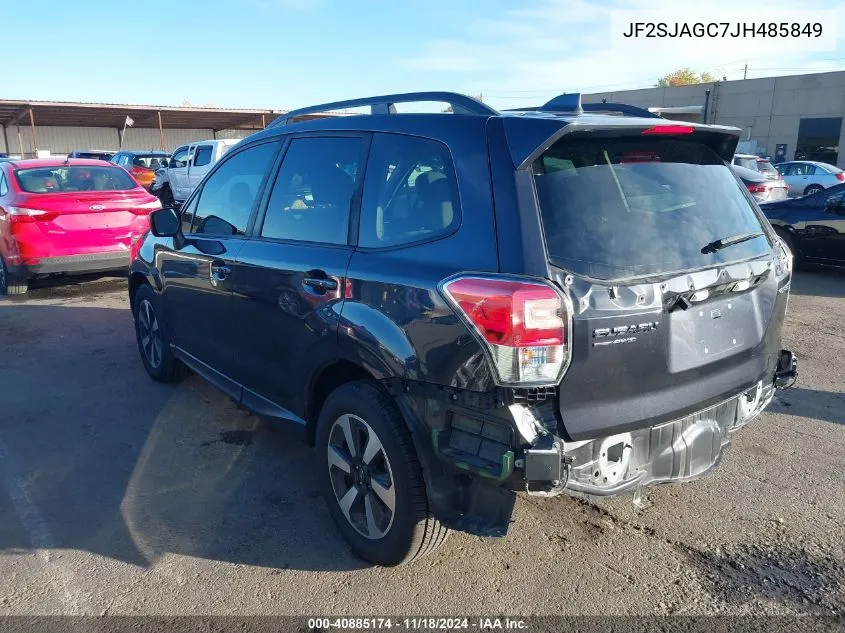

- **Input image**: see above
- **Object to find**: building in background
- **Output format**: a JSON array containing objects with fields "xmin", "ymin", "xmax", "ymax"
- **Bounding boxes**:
[
  {"xmin": 0, "ymin": 101, "xmax": 286, "ymax": 158},
  {"xmin": 584, "ymin": 70, "xmax": 845, "ymax": 167}
]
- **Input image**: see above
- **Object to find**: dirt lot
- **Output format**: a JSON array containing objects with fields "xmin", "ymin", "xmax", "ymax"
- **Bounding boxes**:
[{"xmin": 0, "ymin": 270, "xmax": 843, "ymax": 617}]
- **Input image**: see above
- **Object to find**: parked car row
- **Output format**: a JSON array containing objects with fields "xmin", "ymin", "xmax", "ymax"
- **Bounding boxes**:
[{"xmin": 0, "ymin": 158, "xmax": 160, "ymax": 294}]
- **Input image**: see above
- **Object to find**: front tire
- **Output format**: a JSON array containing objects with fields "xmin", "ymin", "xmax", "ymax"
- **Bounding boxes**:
[
  {"xmin": 316, "ymin": 381, "xmax": 449, "ymax": 566},
  {"xmin": 156, "ymin": 183, "xmax": 176, "ymax": 208},
  {"xmin": 132, "ymin": 284, "xmax": 183, "ymax": 382}
]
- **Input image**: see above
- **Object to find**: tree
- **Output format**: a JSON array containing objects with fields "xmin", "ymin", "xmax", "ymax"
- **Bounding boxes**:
[{"xmin": 656, "ymin": 69, "xmax": 716, "ymax": 87}]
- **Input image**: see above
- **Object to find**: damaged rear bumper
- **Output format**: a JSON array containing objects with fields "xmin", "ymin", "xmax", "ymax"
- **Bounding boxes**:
[{"xmin": 521, "ymin": 349, "xmax": 797, "ymax": 498}]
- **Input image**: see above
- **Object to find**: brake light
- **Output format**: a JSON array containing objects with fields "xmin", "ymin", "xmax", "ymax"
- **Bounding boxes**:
[
  {"xmin": 129, "ymin": 199, "xmax": 163, "ymax": 215},
  {"xmin": 836, "ymin": 172, "xmax": 845, "ymax": 182},
  {"xmin": 441, "ymin": 276, "xmax": 571, "ymax": 385},
  {"xmin": 130, "ymin": 166, "xmax": 152, "ymax": 175},
  {"xmin": 6, "ymin": 206, "xmax": 57, "ymax": 223},
  {"xmin": 641, "ymin": 125, "xmax": 695, "ymax": 135},
  {"xmin": 130, "ymin": 231, "xmax": 147, "ymax": 262},
  {"xmin": 747, "ymin": 184, "xmax": 768, "ymax": 193}
]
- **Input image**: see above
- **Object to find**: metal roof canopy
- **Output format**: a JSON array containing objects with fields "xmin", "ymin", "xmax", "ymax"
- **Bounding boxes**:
[{"xmin": 0, "ymin": 99, "xmax": 285, "ymax": 131}]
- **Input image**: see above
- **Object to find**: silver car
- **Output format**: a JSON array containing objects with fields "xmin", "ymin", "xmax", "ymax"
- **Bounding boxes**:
[
  {"xmin": 732, "ymin": 154, "xmax": 780, "ymax": 180},
  {"xmin": 775, "ymin": 160, "xmax": 845, "ymax": 197}
]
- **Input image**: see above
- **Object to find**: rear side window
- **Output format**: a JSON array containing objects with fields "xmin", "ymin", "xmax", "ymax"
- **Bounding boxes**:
[
  {"xmin": 358, "ymin": 133, "xmax": 459, "ymax": 248},
  {"xmin": 190, "ymin": 141, "xmax": 279, "ymax": 236},
  {"xmin": 0, "ymin": 172, "xmax": 7, "ymax": 196},
  {"xmin": 734, "ymin": 156, "xmax": 758, "ymax": 170},
  {"xmin": 133, "ymin": 154, "xmax": 168, "ymax": 170},
  {"xmin": 533, "ymin": 138, "xmax": 770, "ymax": 281},
  {"xmin": 193, "ymin": 146, "xmax": 213, "ymax": 167},
  {"xmin": 260, "ymin": 136, "xmax": 365, "ymax": 245},
  {"xmin": 15, "ymin": 165, "xmax": 136, "ymax": 193}
]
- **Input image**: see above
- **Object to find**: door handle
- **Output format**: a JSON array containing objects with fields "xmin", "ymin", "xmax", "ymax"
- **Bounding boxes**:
[
  {"xmin": 210, "ymin": 261, "xmax": 231, "ymax": 283},
  {"xmin": 303, "ymin": 277, "xmax": 338, "ymax": 292}
]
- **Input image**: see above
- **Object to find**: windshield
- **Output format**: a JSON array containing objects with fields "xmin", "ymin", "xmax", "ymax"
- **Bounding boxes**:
[
  {"xmin": 16, "ymin": 165, "xmax": 138, "ymax": 193},
  {"xmin": 533, "ymin": 138, "xmax": 771, "ymax": 281}
]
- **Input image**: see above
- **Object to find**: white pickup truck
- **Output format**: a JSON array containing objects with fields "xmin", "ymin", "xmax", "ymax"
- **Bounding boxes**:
[{"xmin": 151, "ymin": 138, "xmax": 240, "ymax": 205}]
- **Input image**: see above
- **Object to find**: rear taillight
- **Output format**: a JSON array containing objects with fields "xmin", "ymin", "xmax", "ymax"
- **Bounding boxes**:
[
  {"xmin": 6, "ymin": 206, "xmax": 57, "ymax": 223},
  {"xmin": 130, "ymin": 231, "xmax": 147, "ymax": 261},
  {"xmin": 836, "ymin": 172, "xmax": 845, "ymax": 182},
  {"xmin": 441, "ymin": 276, "xmax": 572, "ymax": 385},
  {"xmin": 641, "ymin": 125, "xmax": 695, "ymax": 135},
  {"xmin": 129, "ymin": 200, "xmax": 163, "ymax": 215},
  {"xmin": 747, "ymin": 184, "xmax": 768, "ymax": 193},
  {"xmin": 130, "ymin": 166, "xmax": 152, "ymax": 176}
]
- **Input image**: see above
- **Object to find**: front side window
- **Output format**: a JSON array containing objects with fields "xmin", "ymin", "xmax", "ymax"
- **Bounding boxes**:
[
  {"xmin": 191, "ymin": 141, "xmax": 279, "ymax": 236},
  {"xmin": 170, "ymin": 147, "xmax": 190, "ymax": 168},
  {"xmin": 193, "ymin": 146, "xmax": 213, "ymax": 167},
  {"xmin": 534, "ymin": 137, "xmax": 770, "ymax": 281},
  {"xmin": 358, "ymin": 133, "xmax": 459, "ymax": 248},
  {"xmin": 260, "ymin": 136, "xmax": 365, "ymax": 245}
]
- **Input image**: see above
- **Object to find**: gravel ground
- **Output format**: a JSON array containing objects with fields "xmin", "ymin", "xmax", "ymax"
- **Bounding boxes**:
[{"xmin": 0, "ymin": 270, "xmax": 843, "ymax": 617}]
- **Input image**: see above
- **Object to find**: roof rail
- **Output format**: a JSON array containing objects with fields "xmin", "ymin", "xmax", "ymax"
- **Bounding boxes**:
[{"xmin": 270, "ymin": 91, "xmax": 499, "ymax": 126}]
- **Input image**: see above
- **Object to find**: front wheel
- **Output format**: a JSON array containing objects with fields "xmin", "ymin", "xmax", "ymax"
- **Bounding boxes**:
[
  {"xmin": 133, "ymin": 284, "xmax": 184, "ymax": 382},
  {"xmin": 316, "ymin": 381, "xmax": 449, "ymax": 566},
  {"xmin": 156, "ymin": 183, "xmax": 176, "ymax": 208}
]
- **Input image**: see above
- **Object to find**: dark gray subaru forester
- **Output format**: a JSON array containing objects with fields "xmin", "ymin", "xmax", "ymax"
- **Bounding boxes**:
[{"xmin": 129, "ymin": 92, "xmax": 797, "ymax": 566}]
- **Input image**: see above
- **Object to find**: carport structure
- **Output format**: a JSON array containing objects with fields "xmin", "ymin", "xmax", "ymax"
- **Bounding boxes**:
[{"xmin": 0, "ymin": 100, "xmax": 288, "ymax": 157}]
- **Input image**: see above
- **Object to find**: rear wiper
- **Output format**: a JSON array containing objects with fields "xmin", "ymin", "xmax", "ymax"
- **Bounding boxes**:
[{"xmin": 701, "ymin": 232, "xmax": 764, "ymax": 254}]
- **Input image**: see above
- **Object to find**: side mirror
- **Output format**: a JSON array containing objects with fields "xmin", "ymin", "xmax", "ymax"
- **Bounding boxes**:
[{"xmin": 150, "ymin": 207, "xmax": 181, "ymax": 237}]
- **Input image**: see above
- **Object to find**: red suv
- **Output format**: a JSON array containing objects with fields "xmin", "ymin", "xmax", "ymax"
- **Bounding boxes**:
[{"xmin": 0, "ymin": 159, "xmax": 161, "ymax": 295}]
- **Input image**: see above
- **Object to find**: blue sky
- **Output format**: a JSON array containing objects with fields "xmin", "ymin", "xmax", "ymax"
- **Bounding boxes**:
[{"xmin": 5, "ymin": 0, "xmax": 844, "ymax": 111}]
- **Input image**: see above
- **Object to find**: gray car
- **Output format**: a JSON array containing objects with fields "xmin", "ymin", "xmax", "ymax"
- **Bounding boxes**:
[{"xmin": 775, "ymin": 160, "xmax": 845, "ymax": 197}]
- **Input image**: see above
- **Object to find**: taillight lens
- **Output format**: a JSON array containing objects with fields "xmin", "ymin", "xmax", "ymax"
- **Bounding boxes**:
[
  {"xmin": 836, "ymin": 172, "xmax": 845, "ymax": 182},
  {"xmin": 641, "ymin": 125, "xmax": 695, "ymax": 135},
  {"xmin": 441, "ymin": 276, "xmax": 572, "ymax": 385},
  {"xmin": 129, "ymin": 199, "xmax": 163, "ymax": 215},
  {"xmin": 7, "ymin": 206, "xmax": 57, "ymax": 223},
  {"xmin": 747, "ymin": 184, "xmax": 768, "ymax": 193},
  {"xmin": 130, "ymin": 231, "xmax": 147, "ymax": 262},
  {"xmin": 131, "ymin": 166, "xmax": 152, "ymax": 175}
]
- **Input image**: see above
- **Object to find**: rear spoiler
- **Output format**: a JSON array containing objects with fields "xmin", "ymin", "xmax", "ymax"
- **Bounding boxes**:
[{"xmin": 502, "ymin": 117, "xmax": 742, "ymax": 170}]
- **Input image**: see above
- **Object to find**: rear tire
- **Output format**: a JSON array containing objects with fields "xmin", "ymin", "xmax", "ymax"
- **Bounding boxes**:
[
  {"xmin": 804, "ymin": 184, "xmax": 824, "ymax": 196},
  {"xmin": 132, "ymin": 283, "xmax": 184, "ymax": 382},
  {"xmin": 0, "ymin": 256, "xmax": 28, "ymax": 296},
  {"xmin": 316, "ymin": 381, "xmax": 449, "ymax": 566}
]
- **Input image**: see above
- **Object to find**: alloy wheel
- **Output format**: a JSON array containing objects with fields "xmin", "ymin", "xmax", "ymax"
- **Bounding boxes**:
[
  {"xmin": 327, "ymin": 414, "xmax": 396, "ymax": 540},
  {"xmin": 138, "ymin": 299, "xmax": 162, "ymax": 369}
]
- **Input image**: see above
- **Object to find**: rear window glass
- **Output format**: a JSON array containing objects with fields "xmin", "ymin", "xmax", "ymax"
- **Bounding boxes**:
[
  {"xmin": 15, "ymin": 166, "xmax": 137, "ymax": 193},
  {"xmin": 756, "ymin": 160, "xmax": 778, "ymax": 175},
  {"xmin": 533, "ymin": 138, "xmax": 770, "ymax": 281},
  {"xmin": 132, "ymin": 155, "xmax": 169, "ymax": 170},
  {"xmin": 734, "ymin": 156, "xmax": 758, "ymax": 170}
]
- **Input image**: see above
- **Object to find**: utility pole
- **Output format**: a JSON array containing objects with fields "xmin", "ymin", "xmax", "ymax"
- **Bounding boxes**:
[{"xmin": 743, "ymin": 63, "xmax": 748, "ymax": 80}]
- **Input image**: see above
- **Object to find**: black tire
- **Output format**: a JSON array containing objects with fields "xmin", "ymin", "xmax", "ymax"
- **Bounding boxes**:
[
  {"xmin": 316, "ymin": 380, "xmax": 449, "ymax": 566},
  {"xmin": 804, "ymin": 184, "xmax": 824, "ymax": 196},
  {"xmin": 0, "ymin": 256, "xmax": 28, "ymax": 296},
  {"xmin": 132, "ymin": 283, "xmax": 184, "ymax": 382},
  {"xmin": 774, "ymin": 227, "xmax": 798, "ymax": 262},
  {"xmin": 156, "ymin": 183, "xmax": 176, "ymax": 208}
]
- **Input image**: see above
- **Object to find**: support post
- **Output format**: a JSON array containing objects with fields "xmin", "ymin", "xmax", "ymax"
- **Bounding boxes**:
[
  {"xmin": 157, "ymin": 111, "xmax": 164, "ymax": 150},
  {"xmin": 262, "ymin": 113, "xmax": 266, "ymax": 129},
  {"xmin": 28, "ymin": 108, "xmax": 38, "ymax": 155},
  {"xmin": 2, "ymin": 125, "xmax": 9, "ymax": 156},
  {"xmin": 16, "ymin": 124, "xmax": 24, "ymax": 158}
]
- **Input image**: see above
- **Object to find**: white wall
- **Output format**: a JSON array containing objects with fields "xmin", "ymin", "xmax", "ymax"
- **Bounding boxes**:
[{"xmin": 1, "ymin": 125, "xmax": 261, "ymax": 157}]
